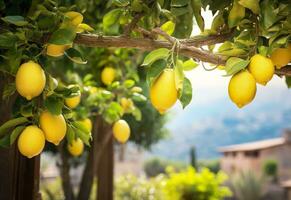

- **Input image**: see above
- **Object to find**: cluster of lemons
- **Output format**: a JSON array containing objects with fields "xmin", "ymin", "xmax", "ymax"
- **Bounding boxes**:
[
  {"xmin": 229, "ymin": 45, "xmax": 291, "ymax": 108},
  {"xmin": 100, "ymin": 66, "xmax": 131, "ymax": 143},
  {"xmin": 46, "ymin": 11, "xmax": 93, "ymax": 57},
  {"xmin": 147, "ymin": 45, "xmax": 291, "ymax": 114},
  {"xmin": 15, "ymin": 60, "xmax": 87, "ymax": 158}
]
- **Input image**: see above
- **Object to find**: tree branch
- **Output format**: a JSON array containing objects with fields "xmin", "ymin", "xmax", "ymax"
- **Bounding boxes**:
[
  {"xmin": 74, "ymin": 33, "xmax": 291, "ymax": 76},
  {"xmin": 74, "ymin": 34, "xmax": 226, "ymax": 65}
]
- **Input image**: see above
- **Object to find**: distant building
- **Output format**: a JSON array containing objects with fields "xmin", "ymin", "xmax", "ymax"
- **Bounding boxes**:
[{"xmin": 218, "ymin": 129, "xmax": 291, "ymax": 181}]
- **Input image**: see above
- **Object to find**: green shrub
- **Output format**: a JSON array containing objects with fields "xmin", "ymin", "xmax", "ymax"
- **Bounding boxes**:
[
  {"xmin": 232, "ymin": 171, "xmax": 264, "ymax": 200},
  {"xmin": 198, "ymin": 159, "xmax": 220, "ymax": 173},
  {"xmin": 114, "ymin": 174, "xmax": 166, "ymax": 200},
  {"xmin": 115, "ymin": 167, "xmax": 232, "ymax": 200},
  {"xmin": 263, "ymin": 160, "xmax": 277, "ymax": 177},
  {"xmin": 143, "ymin": 157, "xmax": 186, "ymax": 177},
  {"xmin": 164, "ymin": 167, "xmax": 232, "ymax": 200}
]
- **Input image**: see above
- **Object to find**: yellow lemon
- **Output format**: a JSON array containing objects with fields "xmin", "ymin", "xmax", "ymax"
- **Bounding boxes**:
[
  {"xmin": 79, "ymin": 118, "xmax": 92, "ymax": 132},
  {"xmin": 67, "ymin": 138, "xmax": 84, "ymax": 156},
  {"xmin": 120, "ymin": 97, "xmax": 133, "ymax": 112},
  {"xmin": 15, "ymin": 61, "xmax": 46, "ymax": 100},
  {"xmin": 228, "ymin": 70, "xmax": 257, "ymax": 108},
  {"xmin": 113, "ymin": 120, "xmax": 130, "ymax": 143},
  {"xmin": 270, "ymin": 47, "xmax": 291, "ymax": 69},
  {"xmin": 65, "ymin": 94, "xmax": 81, "ymax": 109},
  {"xmin": 249, "ymin": 54, "xmax": 274, "ymax": 85},
  {"xmin": 150, "ymin": 69, "xmax": 178, "ymax": 113},
  {"xmin": 65, "ymin": 11, "xmax": 83, "ymax": 26},
  {"xmin": 101, "ymin": 67, "xmax": 116, "ymax": 85},
  {"xmin": 17, "ymin": 125, "xmax": 45, "ymax": 158},
  {"xmin": 40, "ymin": 111, "xmax": 67, "ymax": 145},
  {"xmin": 46, "ymin": 44, "xmax": 71, "ymax": 57}
]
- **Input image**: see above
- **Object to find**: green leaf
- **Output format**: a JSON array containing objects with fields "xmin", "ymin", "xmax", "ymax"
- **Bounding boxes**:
[
  {"xmin": 174, "ymin": 60, "xmax": 185, "ymax": 96},
  {"xmin": 48, "ymin": 75, "xmax": 58, "ymax": 91},
  {"xmin": 64, "ymin": 48, "xmax": 87, "ymax": 64},
  {"xmin": 191, "ymin": 0, "xmax": 205, "ymax": 31},
  {"xmin": 0, "ymin": 134, "xmax": 10, "ymax": 148},
  {"xmin": 44, "ymin": 96, "xmax": 64, "ymax": 115},
  {"xmin": 132, "ymin": 108, "xmax": 142, "ymax": 121},
  {"xmin": 132, "ymin": 93, "xmax": 147, "ymax": 102},
  {"xmin": 66, "ymin": 126, "xmax": 75, "ymax": 145},
  {"xmin": 10, "ymin": 126, "xmax": 25, "ymax": 145},
  {"xmin": 211, "ymin": 11, "xmax": 224, "ymax": 32},
  {"xmin": 113, "ymin": 0, "xmax": 130, "ymax": 7},
  {"xmin": 103, "ymin": 9, "xmax": 122, "ymax": 33},
  {"xmin": 218, "ymin": 48, "xmax": 247, "ymax": 57},
  {"xmin": 0, "ymin": 32, "xmax": 18, "ymax": 48},
  {"xmin": 238, "ymin": 0, "xmax": 259, "ymax": 14},
  {"xmin": 170, "ymin": 7, "xmax": 189, "ymax": 17},
  {"xmin": 224, "ymin": 57, "xmax": 250, "ymax": 76},
  {"xmin": 2, "ymin": 83, "xmax": 16, "ymax": 100},
  {"xmin": 160, "ymin": 21, "xmax": 175, "ymax": 36},
  {"xmin": 124, "ymin": 79, "xmax": 135, "ymax": 88},
  {"xmin": 49, "ymin": 28, "xmax": 76, "ymax": 45},
  {"xmin": 261, "ymin": 0, "xmax": 277, "ymax": 28},
  {"xmin": 286, "ymin": 77, "xmax": 291, "ymax": 88},
  {"xmin": 179, "ymin": 77, "xmax": 192, "ymax": 108},
  {"xmin": 182, "ymin": 59, "xmax": 198, "ymax": 71},
  {"xmin": 171, "ymin": 0, "xmax": 189, "ymax": 7},
  {"xmin": 1, "ymin": 16, "xmax": 28, "ymax": 26},
  {"xmin": 72, "ymin": 121, "xmax": 91, "ymax": 146},
  {"xmin": 142, "ymin": 48, "xmax": 170, "ymax": 66},
  {"xmin": 20, "ymin": 103, "xmax": 33, "ymax": 117},
  {"xmin": 228, "ymin": 0, "xmax": 245, "ymax": 28},
  {"xmin": 146, "ymin": 59, "xmax": 167, "ymax": 86},
  {"xmin": 0, "ymin": 117, "xmax": 28, "ymax": 137}
]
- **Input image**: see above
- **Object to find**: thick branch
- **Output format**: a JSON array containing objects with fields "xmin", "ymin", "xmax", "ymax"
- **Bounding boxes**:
[
  {"xmin": 74, "ymin": 34, "xmax": 291, "ymax": 76},
  {"xmin": 275, "ymin": 65, "xmax": 291, "ymax": 77},
  {"xmin": 74, "ymin": 34, "xmax": 226, "ymax": 65}
]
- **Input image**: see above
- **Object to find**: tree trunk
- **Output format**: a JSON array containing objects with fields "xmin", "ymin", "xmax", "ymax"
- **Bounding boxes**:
[
  {"xmin": 58, "ymin": 142, "xmax": 75, "ymax": 200},
  {"xmin": 96, "ymin": 122, "xmax": 114, "ymax": 200},
  {"xmin": 77, "ymin": 116, "xmax": 101, "ymax": 200},
  {"xmin": 0, "ymin": 73, "xmax": 41, "ymax": 200}
]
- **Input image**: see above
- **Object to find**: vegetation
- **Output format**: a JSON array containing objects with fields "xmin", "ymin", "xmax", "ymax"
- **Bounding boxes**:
[
  {"xmin": 198, "ymin": 159, "xmax": 220, "ymax": 173},
  {"xmin": 144, "ymin": 157, "xmax": 186, "ymax": 177},
  {"xmin": 116, "ymin": 167, "xmax": 231, "ymax": 200},
  {"xmin": 232, "ymin": 171, "xmax": 264, "ymax": 200},
  {"xmin": 263, "ymin": 159, "xmax": 278, "ymax": 182}
]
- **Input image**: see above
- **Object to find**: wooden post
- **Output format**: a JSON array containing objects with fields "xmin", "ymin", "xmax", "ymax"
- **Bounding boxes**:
[
  {"xmin": 0, "ymin": 74, "xmax": 41, "ymax": 200},
  {"xmin": 96, "ymin": 121, "xmax": 114, "ymax": 200}
]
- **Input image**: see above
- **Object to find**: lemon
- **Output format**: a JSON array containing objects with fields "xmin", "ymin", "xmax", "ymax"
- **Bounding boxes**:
[
  {"xmin": 101, "ymin": 67, "xmax": 116, "ymax": 85},
  {"xmin": 17, "ymin": 125, "xmax": 45, "ymax": 158},
  {"xmin": 65, "ymin": 11, "xmax": 83, "ymax": 26},
  {"xmin": 67, "ymin": 138, "xmax": 84, "ymax": 156},
  {"xmin": 46, "ymin": 44, "xmax": 71, "ymax": 57},
  {"xmin": 249, "ymin": 54, "xmax": 274, "ymax": 85},
  {"xmin": 228, "ymin": 70, "xmax": 257, "ymax": 108},
  {"xmin": 113, "ymin": 120, "xmax": 130, "ymax": 143},
  {"xmin": 65, "ymin": 94, "xmax": 81, "ymax": 109},
  {"xmin": 40, "ymin": 111, "xmax": 67, "ymax": 145},
  {"xmin": 150, "ymin": 69, "xmax": 178, "ymax": 113},
  {"xmin": 15, "ymin": 61, "xmax": 46, "ymax": 100},
  {"xmin": 270, "ymin": 47, "xmax": 291, "ymax": 69},
  {"xmin": 120, "ymin": 97, "xmax": 133, "ymax": 112},
  {"xmin": 79, "ymin": 118, "xmax": 92, "ymax": 132}
]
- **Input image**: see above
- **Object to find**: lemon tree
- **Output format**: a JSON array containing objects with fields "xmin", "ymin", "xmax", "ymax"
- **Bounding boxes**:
[{"xmin": 0, "ymin": 0, "xmax": 290, "ymax": 199}]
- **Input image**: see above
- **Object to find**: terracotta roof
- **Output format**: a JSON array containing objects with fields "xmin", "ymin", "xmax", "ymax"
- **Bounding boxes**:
[{"xmin": 218, "ymin": 138, "xmax": 286, "ymax": 153}]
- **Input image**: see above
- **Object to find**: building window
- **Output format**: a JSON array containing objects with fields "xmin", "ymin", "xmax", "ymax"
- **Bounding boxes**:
[
  {"xmin": 232, "ymin": 152, "xmax": 236, "ymax": 157},
  {"xmin": 245, "ymin": 151, "xmax": 259, "ymax": 157}
]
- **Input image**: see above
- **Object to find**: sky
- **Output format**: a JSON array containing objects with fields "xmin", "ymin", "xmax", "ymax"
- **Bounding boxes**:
[{"xmin": 147, "ymin": 10, "xmax": 291, "ymax": 161}]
